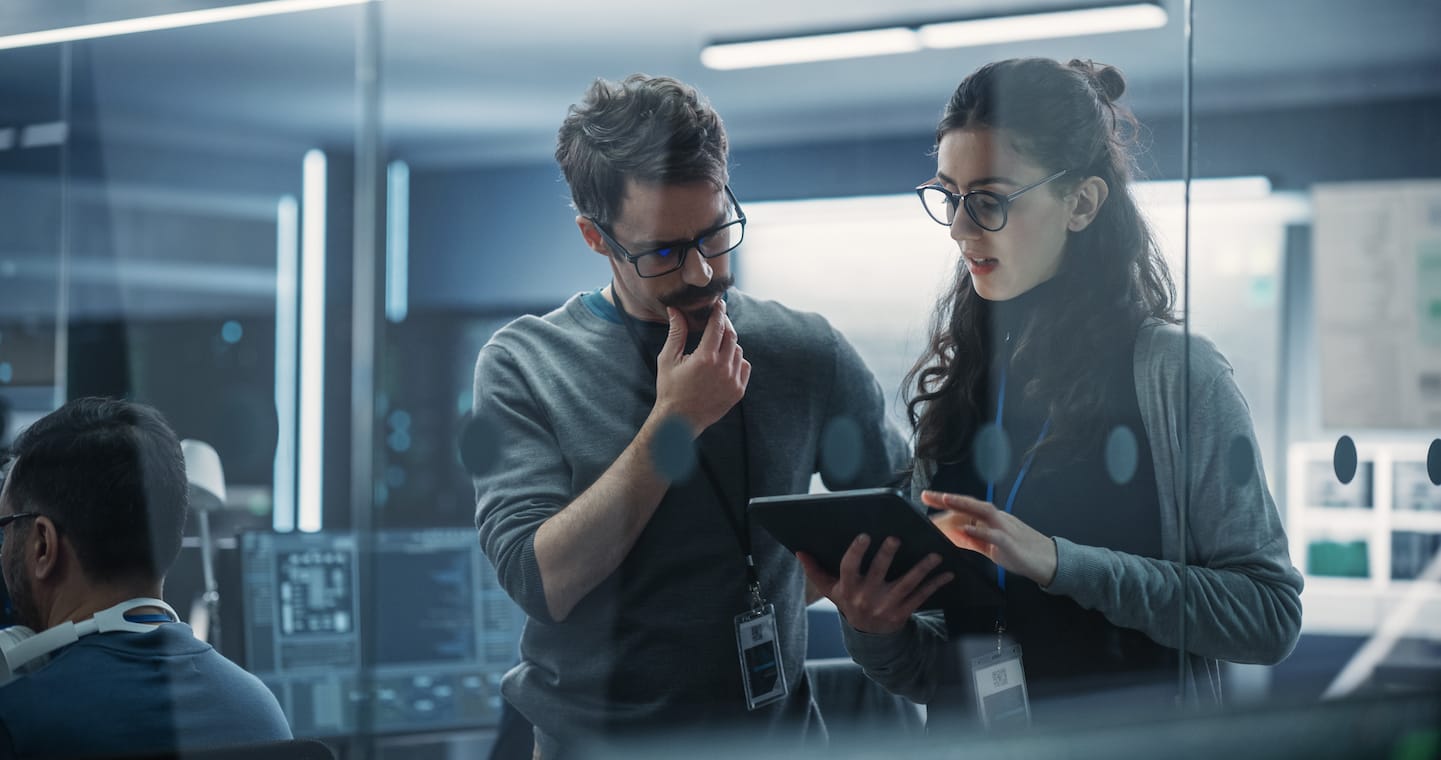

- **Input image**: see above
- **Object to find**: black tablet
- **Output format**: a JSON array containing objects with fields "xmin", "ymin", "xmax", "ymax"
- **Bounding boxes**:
[{"xmin": 749, "ymin": 488, "xmax": 1001, "ymax": 610}]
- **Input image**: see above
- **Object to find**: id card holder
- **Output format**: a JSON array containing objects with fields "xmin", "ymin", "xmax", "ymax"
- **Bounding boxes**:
[
  {"xmin": 969, "ymin": 643, "xmax": 1031, "ymax": 730},
  {"xmin": 734, "ymin": 603, "xmax": 788, "ymax": 710}
]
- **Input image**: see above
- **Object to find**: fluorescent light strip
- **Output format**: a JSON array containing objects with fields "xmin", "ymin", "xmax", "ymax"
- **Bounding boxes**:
[
  {"xmin": 702, "ymin": 27, "xmax": 919, "ymax": 70},
  {"xmin": 273, "ymin": 195, "xmax": 299, "ymax": 533},
  {"xmin": 701, "ymin": 3, "xmax": 1166, "ymax": 70},
  {"xmin": 0, "ymin": 0, "xmax": 372, "ymax": 51},
  {"xmin": 20, "ymin": 122, "xmax": 67, "ymax": 148},
  {"xmin": 1132, "ymin": 176, "xmax": 1273, "ymax": 205},
  {"xmin": 385, "ymin": 161, "xmax": 410, "ymax": 324},
  {"xmin": 918, "ymin": 4, "xmax": 1167, "ymax": 49},
  {"xmin": 298, "ymin": 150, "xmax": 327, "ymax": 534}
]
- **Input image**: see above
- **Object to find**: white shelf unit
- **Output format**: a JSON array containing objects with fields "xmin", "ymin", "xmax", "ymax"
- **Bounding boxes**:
[{"xmin": 1287, "ymin": 440, "xmax": 1441, "ymax": 637}]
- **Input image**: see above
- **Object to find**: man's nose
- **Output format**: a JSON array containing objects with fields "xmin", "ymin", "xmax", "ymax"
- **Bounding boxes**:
[{"xmin": 680, "ymin": 246, "xmax": 713, "ymax": 286}]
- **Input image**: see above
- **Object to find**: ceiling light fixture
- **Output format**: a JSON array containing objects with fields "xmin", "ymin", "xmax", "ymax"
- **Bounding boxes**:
[
  {"xmin": 918, "ymin": 4, "xmax": 1167, "ymax": 49},
  {"xmin": 701, "ymin": 2, "xmax": 1167, "ymax": 70},
  {"xmin": 701, "ymin": 27, "xmax": 920, "ymax": 71},
  {"xmin": 0, "ymin": 0, "xmax": 374, "ymax": 51}
]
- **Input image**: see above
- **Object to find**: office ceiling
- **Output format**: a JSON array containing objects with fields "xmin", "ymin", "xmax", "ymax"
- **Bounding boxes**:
[{"xmin": 2, "ymin": 0, "xmax": 1439, "ymax": 167}]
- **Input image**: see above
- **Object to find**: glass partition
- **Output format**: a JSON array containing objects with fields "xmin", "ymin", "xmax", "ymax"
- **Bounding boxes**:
[
  {"xmin": 5, "ymin": 1, "xmax": 1438, "ymax": 758},
  {"xmin": 0, "ymin": 0, "xmax": 381, "ymax": 754},
  {"xmin": 1188, "ymin": 0, "xmax": 1441, "ymax": 733},
  {"xmin": 377, "ymin": 2, "xmax": 1195, "ymax": 758},
  {"xmin": 0, "ymin": 43, "xmax": 65, "ymax": 437}
]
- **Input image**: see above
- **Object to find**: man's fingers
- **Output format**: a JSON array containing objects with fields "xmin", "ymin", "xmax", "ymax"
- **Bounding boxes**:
[
  {"xmin": 892, "ymin": 553, "xmax": 943, "ymax": 596},
  {"xmin": 866, "ymin": 537, "xmax": 900, "ymax": 582},
  {"xmin": 838, "ymin": 534, "xmax": 869, "ymax": 580},
  {"xmin": 717, "ymin": 317, "xmax": 739, "ymax": 361},
  {"xmin": 729, "ymin": 343, "xmax": 745, "ymax": 375},
  {"xmin": 697, "ymin": 299, "xmax": 728, "ymax": 354},
  {"xmin": 661, "ymin": 307, "xmax": 687, "ymax": 360},
  {"xmin": 903, "ymin": 572, "xmax": 956, "ymax": 611}
]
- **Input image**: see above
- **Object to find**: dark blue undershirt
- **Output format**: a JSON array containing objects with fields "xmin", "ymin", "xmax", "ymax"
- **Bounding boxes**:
[
  {"xmin": 586, "ymin": 288, "xmax": 786, "ymax": 730},
  {"xmin": 929, "ymin": 279, "xmax": 1174, "ymax": 701}
]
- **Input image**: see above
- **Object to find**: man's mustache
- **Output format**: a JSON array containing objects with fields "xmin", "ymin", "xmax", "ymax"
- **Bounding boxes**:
[{"xmin": 659, "ymin": 275, "xmax": 734, "ymax": 310}]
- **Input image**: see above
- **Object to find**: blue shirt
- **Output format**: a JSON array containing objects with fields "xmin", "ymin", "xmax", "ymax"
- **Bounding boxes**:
[{"xmin": 0, "ymin": 622, "xmax": 292, "ymax": 759}]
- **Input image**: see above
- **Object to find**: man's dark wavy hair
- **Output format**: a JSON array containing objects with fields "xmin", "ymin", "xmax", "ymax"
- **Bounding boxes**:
[
  {"xmin": 3, "ymin": 397, "xmax": 187, "ymax": 583},
  {"xmin": 555, "ymin": 74, "xmax": 729, "ymax": 226}
]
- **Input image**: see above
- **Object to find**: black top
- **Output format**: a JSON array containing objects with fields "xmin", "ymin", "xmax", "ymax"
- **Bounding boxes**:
[{"xmin": 929, "ymin": 278, "xmax": 1176, "ymax": 701}]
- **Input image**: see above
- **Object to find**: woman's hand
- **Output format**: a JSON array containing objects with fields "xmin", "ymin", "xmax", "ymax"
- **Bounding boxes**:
[
  {"xmin": 797, "ymin": 535, "xmax": 954, "ymax": 635},
  {"xmin": 923, "ymin": 490, "xmax": 1059, "ymax": 587}
]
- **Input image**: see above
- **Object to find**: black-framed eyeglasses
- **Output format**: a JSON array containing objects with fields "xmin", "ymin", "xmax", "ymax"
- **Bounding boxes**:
[
  {"xmin": 916, "ymin": 169, "xmax": 1068, "ymax": 232},
  {"xmin": 0, "ymin": 512, "xmax": 40, "ymax": 554},
  {"xmin": 590, "ymin": 185, "xmax": 747, "ymax": 278}
]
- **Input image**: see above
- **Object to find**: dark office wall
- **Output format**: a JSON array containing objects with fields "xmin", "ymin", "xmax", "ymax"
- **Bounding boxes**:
[
  {"xmin": 407, "ymin": 162, "xmax": 594, "ymax": 313},
  {"xmin": 407, "ymin": 94, "xmax": 1441, "ymax": 313},
  {"xmin": 1147, "ymin": 97, "xmax": 1441, "ymax": 191}
]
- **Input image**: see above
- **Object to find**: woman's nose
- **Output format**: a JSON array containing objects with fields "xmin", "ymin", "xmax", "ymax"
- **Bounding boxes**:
[{"xmin": 950, "ymin": 208, "xmax": 983, "ymax": 242}]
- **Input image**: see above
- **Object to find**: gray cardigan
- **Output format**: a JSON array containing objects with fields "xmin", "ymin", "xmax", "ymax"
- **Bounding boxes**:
[{"xmin": 841, "ymin": 321, "xmax": 1304, "ymax": 706}]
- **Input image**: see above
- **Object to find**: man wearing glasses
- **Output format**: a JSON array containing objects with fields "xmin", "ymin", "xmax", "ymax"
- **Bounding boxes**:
[
  {"xmin": 0, "ymin": 397, "xmax": 291, "ymax": 757},
  {"xmin": 471, "ymin": 74, "xmax": 907, "ymax": 758}
]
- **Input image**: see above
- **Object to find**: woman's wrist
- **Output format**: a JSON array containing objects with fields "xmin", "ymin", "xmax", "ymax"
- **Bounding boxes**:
[{"xmin": 1038, "ymin": 536, "xmax": 1059, "ymax": 589}]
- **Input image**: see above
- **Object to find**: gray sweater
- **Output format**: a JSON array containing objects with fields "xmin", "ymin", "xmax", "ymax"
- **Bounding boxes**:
[
  {"xmin": 473, "ymin": 290, "xmax": 908, "ymax": 756},
  {"xmin": 842, "ymin": 321, "xmax": 1304, "ymax": 708}
]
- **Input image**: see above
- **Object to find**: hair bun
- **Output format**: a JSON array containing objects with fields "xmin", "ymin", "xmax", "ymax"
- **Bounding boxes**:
[{"xmin": 1068, "ymin": 59, "xmax": 1127, "ymax": 103}]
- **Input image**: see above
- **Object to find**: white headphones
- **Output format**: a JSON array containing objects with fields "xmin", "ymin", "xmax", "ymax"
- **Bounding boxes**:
[{"xmin": 0, "ymin": 597, "xmax": 180, "ymax": 687}]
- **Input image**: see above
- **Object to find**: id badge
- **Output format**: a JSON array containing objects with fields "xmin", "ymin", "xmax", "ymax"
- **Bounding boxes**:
[
  {"xmin": 734, "ymin": 604, "xmax": 789, "ymax": 710},
  {"xmin": 969, "ymin": 643, "xmax": 1031, "ymax": 730}
]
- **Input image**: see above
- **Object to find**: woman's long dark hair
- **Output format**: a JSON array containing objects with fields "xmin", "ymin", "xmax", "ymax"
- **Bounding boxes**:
[{"xmin": 906, "ymin": 58, "xmax": 1178, "ymax": 466}]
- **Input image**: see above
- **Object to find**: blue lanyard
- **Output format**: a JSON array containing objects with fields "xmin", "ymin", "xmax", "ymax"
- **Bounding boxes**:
[{"xmin": 985, "ymin": 362, "xmax": 1050, "ymax": 591}]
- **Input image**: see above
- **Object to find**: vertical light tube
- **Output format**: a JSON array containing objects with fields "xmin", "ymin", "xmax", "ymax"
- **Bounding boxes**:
[
  {"xmin": 273, "ymin": 195, "xmax": 300, "ymax": 533},
  {"xmin": 298, "ymin": 150, "xmax": 327, "ymax": 533},
  {"xmin": 385, "ymin": 160, "xmax": 409, "ymax": 323}
]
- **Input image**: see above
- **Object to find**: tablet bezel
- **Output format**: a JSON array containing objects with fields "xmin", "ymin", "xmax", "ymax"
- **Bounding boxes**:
[{"xmin": 748, "ymin": 488, "xmax": 1001, "ymax": 610}]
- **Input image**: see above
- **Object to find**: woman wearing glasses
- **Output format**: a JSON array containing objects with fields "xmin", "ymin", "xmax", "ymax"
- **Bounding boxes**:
[{"xmin": 800, "ymin": 58, "xmax": 1302, "ymax": 724}]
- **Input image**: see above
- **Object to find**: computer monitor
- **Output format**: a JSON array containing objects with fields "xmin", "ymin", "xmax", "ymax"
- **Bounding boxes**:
[{"xmin": 238, "ymin": 528, "xmax": 525, "ymax": 737}]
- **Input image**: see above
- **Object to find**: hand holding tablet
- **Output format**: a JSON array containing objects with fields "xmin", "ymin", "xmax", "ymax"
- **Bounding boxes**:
[{"xmin": 748, "ymin": 488, "xmax": 1002, "ymax": 617}]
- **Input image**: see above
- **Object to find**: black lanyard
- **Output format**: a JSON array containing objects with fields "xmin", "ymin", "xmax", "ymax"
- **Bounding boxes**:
[{"xmin": 608, "ymin": 286, "xmax": 761, "ymax": 599}]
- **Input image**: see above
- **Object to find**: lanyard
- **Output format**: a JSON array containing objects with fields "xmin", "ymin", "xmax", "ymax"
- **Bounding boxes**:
[
  {"xmin": 986, "ymin": 360, "xmax": 1050, "ymax": 592},
  {"xmin": 609, "ymin": 286, "xmax": 761, "ymax": 601}
]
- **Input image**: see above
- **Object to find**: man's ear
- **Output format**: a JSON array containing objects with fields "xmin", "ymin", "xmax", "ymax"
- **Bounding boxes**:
[
  {"xmin": 29, "ymin": 516, "xmax": 62, "ymax": 582},
  {"xmin": 1067, "ymin": 176, "xmax": 1110, "ymax": 232},
  {"xmin": 577, "ymin": 216, "xmax": 611, "ymax": 257}
]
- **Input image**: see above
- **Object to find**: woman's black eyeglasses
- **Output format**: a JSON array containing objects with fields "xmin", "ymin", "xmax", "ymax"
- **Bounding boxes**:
[
  {"xmin": 916, "ymin": 169, "xmax": 1068, "ymax": 232},
  {"xmin": 590, "ymin": 185, "xmax": 746, "ymax": 278}
]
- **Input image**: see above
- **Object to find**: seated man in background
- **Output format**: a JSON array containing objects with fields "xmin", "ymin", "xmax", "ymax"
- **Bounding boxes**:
[{"xmin": 0, "ymin": 397, "xmax": 292, "ymax": 759}]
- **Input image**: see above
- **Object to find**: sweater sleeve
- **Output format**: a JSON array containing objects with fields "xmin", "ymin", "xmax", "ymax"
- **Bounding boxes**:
[
  {"xmin": 838, "ymin": 610, "xmax": 949, "ymax": 704},
  {"xmin": 817, "ymin": 324, "xmax": 910, "ymax": 490},
  {"xmin": 1045, "ymin": 344, "xmax": 1303, "ymax": 665},
  {"xmin": 471, "ymin": 343, "xmax": 571, "ymax": 624}
]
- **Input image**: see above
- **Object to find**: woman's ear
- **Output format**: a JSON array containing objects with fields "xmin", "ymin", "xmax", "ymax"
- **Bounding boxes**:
[
  {"xmin": 576, "ymin": 216, "xmax": 611, "ymax": 257},
  {"xmin": 1067, "ymin": 177, "xmax": 1110, "ymax": 232}
]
